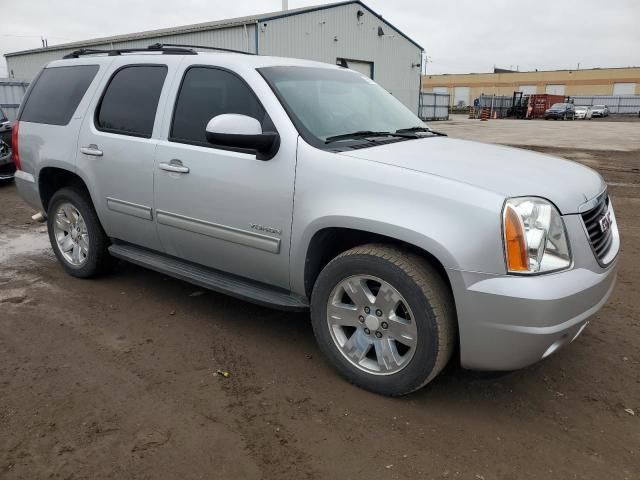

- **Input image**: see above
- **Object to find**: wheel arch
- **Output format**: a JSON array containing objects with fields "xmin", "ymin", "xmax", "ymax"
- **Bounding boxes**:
[
  {"xmin": 303, "ymin": 226, "xmax": 462, "ymax": 386},
  {"xmin": 297, "ymin": 220, "xmax": 458, "ymax": 301},
  {"xmin": 38, "ymin": 166, "xmax": 95, "ymax": 213}
]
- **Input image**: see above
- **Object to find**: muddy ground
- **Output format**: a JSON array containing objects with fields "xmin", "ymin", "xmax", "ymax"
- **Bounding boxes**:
[{"xmin": 1, "ymin": 148, "xmax": 639, "ymax": 479}]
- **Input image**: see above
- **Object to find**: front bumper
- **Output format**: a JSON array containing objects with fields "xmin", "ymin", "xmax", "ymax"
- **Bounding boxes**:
[{"xmin": 449, "ymin": 213, "xmax": 619, "ymax": 371}]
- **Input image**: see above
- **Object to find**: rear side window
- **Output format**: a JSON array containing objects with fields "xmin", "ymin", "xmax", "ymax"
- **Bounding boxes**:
[
  {"xmin": 20, "ymin": 65, "xmax": 98, "ymax": 125},
  {"xmin": 170, "ymin": 67, "xmax": 267, "ymax": 146},
  {"xmin": 96, "ymin": 65, "xmax": 167, "ymax": 138}
]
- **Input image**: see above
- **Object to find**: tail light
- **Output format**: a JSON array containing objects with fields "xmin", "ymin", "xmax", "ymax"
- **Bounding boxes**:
[{"xmin": 11, "ymin": 120, "xmax": 20, "ymax": 170}]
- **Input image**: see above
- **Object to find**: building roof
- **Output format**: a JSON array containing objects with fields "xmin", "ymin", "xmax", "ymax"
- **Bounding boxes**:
[
  {"xmin": 424, "ymin": 66, "xmax": 640, "ymax": 78},
  {"xmin": 6, "ymin": 1, "xmax": 423, "ymax": 57}
]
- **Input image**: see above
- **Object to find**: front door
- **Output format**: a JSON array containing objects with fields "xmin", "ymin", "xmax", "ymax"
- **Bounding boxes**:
[
  {"xmin": 154, "ymin": 66, "xmax": 296, "ymax": 289},
  {"xmin": 77, "ymin": 59, "xmax": 175, "ymax": 251}
]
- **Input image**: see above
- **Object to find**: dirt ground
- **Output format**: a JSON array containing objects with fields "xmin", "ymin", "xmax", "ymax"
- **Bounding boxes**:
[{"xmin": 1, "ymin": 143, "xmax": 639, "ymax": 479}]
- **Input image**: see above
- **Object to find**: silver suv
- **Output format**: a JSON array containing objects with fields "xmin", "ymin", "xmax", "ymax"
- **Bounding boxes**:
[{"xmin": 13, "ymin": 45, "xmax": 619, "ymax": 395}]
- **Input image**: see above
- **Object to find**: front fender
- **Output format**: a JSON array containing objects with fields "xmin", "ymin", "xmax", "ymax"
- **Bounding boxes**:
[{"xmin": 289, "ymin": 139, "xmax": 507, "ymax": 295}]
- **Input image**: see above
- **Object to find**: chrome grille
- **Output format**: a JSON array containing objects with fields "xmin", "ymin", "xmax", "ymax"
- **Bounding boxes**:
[{"xmin": 581, "ymin": 194, "xmax": 613, "ymax": 262}]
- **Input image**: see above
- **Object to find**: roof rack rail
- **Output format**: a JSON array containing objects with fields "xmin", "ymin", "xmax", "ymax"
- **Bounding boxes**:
[
  {"xmin": 156, "ymin": 43, "xmax": 256, "ymax": 55},
  {"xmin": 62, "ymin": 43, "xmax": 197, "ymax": 59}
]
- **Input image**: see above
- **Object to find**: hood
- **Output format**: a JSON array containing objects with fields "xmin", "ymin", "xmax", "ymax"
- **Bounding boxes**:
[{"xmin": 338, "ymin": 137, "xmax": 605, "ymax": 214}]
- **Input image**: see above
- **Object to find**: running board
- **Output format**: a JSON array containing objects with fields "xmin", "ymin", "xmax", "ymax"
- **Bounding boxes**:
[{"xmin": 108, "ymin": 244, "xmax": 309, "ymax": 311}]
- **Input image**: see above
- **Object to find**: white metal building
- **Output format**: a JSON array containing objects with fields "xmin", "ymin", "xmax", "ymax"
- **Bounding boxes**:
[{"xmin": 4, "ymin": 1, "xmax": 424, "ymax": 112}]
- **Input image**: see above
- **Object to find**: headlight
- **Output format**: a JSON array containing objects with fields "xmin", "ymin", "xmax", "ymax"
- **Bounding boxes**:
[{"xmin": 502, "ymin": 197, "xmax": 571, "ymax": 274}]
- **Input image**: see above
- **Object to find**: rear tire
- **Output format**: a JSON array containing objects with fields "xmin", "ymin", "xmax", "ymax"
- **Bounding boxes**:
[
  {"xmin": 310, "ymin": 244, "xmax": 456, "ymax": 396},
  {"xmin": 47, "ymin": 187, "xmax": 113, "ymax": 278}
]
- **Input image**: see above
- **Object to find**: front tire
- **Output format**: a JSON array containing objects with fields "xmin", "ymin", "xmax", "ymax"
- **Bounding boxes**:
[
  {"xmin": 310, "ymin": 244, "xmax": 456, "ymax": 396},
  {"xmin": 47, "ymin": 187, "xmax": 113, "ymax": 278}
]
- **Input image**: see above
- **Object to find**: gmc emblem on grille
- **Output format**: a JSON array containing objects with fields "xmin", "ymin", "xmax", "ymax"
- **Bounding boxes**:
[{"xmin": 599, "ymin": 210, "xmax": 612, "ymax": 233}]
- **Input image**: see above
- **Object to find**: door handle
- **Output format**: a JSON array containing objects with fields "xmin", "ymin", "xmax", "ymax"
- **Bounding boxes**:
[
  {"xmin": 80, "ymin": 144, "xmax": 103, "ymax": 156},
  {"xmin": 159, "ymin": 159, "xmax": 189, "ymax": 174}
]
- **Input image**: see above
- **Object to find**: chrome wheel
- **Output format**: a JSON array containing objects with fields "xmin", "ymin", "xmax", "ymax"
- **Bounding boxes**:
[
  {"xmin": 326, "ymin": 275, "xmax": 418, "ymax": 375},
  {"xmin": 53, "ymin": 202, "xmax": 89, "ymax": 266}
]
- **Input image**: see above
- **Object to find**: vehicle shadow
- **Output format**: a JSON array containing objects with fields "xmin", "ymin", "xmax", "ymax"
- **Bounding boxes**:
[{"xmin": 111, "ymin": 260, "xmax": 555, "ymax": 409}]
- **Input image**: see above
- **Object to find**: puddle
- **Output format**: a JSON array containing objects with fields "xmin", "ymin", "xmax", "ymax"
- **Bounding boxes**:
[{"xmin": 0, "ymin": 227, "xmax": 53, "ymax": 267}]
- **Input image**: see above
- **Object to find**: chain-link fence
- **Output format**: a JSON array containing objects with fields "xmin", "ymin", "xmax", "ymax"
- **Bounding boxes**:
[{"xmin": 419, "ymin": 92, "xmax": 450, "ymax": 121}]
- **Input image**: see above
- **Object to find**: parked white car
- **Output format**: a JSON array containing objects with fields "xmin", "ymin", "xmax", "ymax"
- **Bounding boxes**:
[
  {"xmin": 575, "ymin": 106, "xmax": 593, "ymax": 120},
  {"xmin": 591, "ymin": 105, "xmax": 610, "ymax": 117}
]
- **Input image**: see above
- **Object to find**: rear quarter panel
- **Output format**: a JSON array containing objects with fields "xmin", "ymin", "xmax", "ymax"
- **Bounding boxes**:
[{"xmin": 16, "ymin": 60, "xmax": 112, "ymax": 208}]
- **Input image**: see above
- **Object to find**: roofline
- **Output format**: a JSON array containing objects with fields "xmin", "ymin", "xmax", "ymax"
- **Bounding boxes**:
[
  {"xmin": 423, "ymin": 66, "xmax": 640, "ymax": 77},
  {"xmin": 5, "ymin": 0, "xmax": 423, "ymax": 58},
  {"xmin": 4, "ymin": 18, "xmax": 259, "ymax": 57},
  {"xmin": 259, "ymin": 1, "xmax": 423, "ymax": 51}
]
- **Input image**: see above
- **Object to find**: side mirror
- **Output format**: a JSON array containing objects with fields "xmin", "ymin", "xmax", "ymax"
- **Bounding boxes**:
[{"xmin": 205, "ymin": 114, "xmax": 279, "ymax": 160}]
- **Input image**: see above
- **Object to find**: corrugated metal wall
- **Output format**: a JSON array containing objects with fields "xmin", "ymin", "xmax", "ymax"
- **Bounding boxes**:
[
  {"xmin": 258, "ymin": 3, "xmax": 422, "ymax": 112},
  {"xmin": 0, "ymin": 78, "xmax": 29, "ymax": 120},
  {"xmin": 5, "ymin": 4, "xmax": 422, "ymax": 112},
  {"xmin": 5, "ymin": 25, "xmax": 257, "ymax": 80}
]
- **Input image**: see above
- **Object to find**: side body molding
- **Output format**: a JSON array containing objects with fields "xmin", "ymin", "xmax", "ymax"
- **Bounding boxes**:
[
  {"xmin": 106, "ymin": 197, "xmax": 153, "ymax": 220},
  {"xmin": 156, "ymin": 210, "xmax": 281, "ymax": 254}
]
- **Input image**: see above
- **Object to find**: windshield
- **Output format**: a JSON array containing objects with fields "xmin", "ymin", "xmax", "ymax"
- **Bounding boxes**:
[
  {"xmin": 575, "ymin": 106, "xmax": 587, "ymax": 111},
  {"xmin": 259, "ymin": 66, "xmax": 425, "ymax": 146},
  {"xmin": 550, "ymin": 103, "xmax": 568, "ymax": 109},
  {"xmin": 594, "ymin": 105, "xmax": 605, "ymax": 108}
]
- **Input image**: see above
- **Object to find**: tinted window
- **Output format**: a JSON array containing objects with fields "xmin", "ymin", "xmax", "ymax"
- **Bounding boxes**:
[
  {"xmin": 20, "ymin": 65, "xmax": 98, "ymax": 125},
  {"xmin": 171, "ymin": 67, "xmax": 267, "ymax": 145},
  {"xmin": 96, "ymin": 65, "xmax": 167, "ymax": 138}
]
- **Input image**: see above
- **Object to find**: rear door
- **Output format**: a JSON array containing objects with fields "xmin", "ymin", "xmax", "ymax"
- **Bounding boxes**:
[{"xmin": 77, "ymin": 57, "xmax": 178, "ymax": 251}]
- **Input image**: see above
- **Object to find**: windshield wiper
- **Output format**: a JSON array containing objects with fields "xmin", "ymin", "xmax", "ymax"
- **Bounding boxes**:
[
  {"xmin": 325, "ymin": 130, "xmax": 416, "ymax": 144},
  {"xmin": 395, "ymin": 126, "xmax": 448, "ymax": 137}
]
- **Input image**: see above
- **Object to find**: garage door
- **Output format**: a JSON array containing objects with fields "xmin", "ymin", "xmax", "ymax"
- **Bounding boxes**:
[
  {"xmin": 518, "ymin": 85, "xmax": 537, "ymax": 95},
  {"xmin": 613, "ymin": 83, "xmax": 636, "ymax": 95},
  {"xmin": 453, "ymin": 87, "xmax": 470, "ymax": 107},
  {"xmin": 545, "ymin": 84, "xmax": 566, "ymax": 95},
  {"xmin": 338, "ymin": 59, "xmax": 373, "ymax": 78}
]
